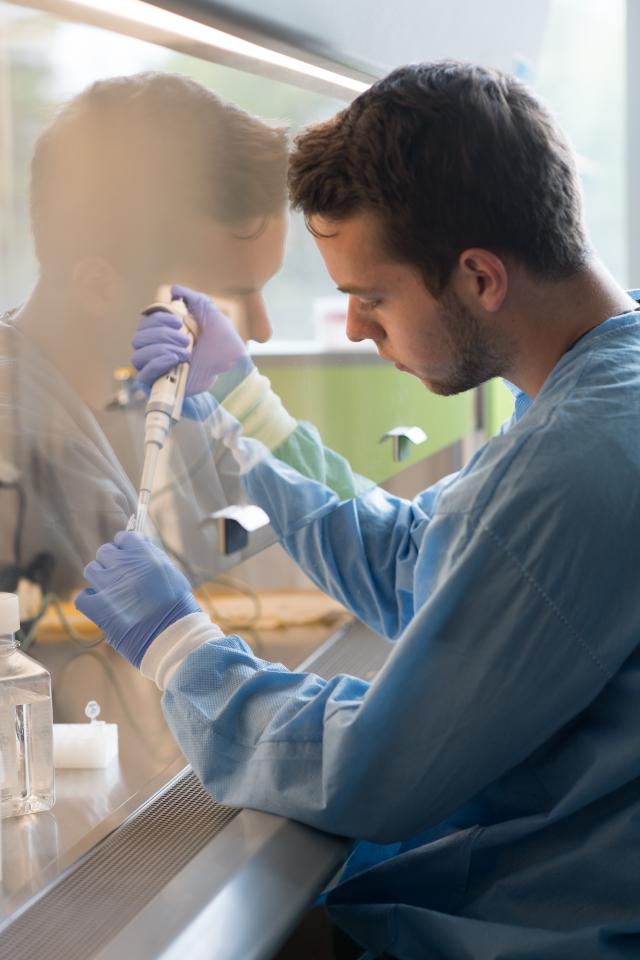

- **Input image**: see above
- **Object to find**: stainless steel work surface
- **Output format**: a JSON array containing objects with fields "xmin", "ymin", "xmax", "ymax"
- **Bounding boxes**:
[
  {"xmin": 1, "ymin": 639, "xmax": 184, "ymax": 915},
  {"xmin": 0, "ymin": 619, "xmax": 391, "ymax": 958},
  {"xmin": 94, "ymin": 800, "xmax": 349, "ymax": 960}
]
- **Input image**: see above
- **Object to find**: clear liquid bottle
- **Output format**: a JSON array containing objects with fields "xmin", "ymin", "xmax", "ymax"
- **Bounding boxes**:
[{"xmin": 0, "ymin": 593, "xmax": 54, "ymax": 817}]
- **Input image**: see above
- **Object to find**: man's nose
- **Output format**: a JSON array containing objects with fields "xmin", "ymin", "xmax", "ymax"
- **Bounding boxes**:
[
  {"xmin": 244, "ymin": 293, "xmax": 272, "ymax": 343},
  {"xmin": 346, "ymin": 297, "xmax": 378, "ymax": 343}
]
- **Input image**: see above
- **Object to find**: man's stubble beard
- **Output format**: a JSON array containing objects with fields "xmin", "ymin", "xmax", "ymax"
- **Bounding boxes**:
[{"xmin": 426, "ymin": 287, "xmax": 516, "ymax": 396}]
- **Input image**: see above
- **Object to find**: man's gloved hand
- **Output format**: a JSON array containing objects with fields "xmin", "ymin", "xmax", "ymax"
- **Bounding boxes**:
[
  {"xmin": 75, "ymin": 531, "xmax": 201, "ymax": 668},
  {"xmin": 132, "ymin": 284, "xmax": 253, "ymax": 404}
]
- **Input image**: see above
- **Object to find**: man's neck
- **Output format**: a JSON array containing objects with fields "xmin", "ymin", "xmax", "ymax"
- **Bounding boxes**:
[
  {"xmin": 504, "ymin": 258, "xmax": 638, "ymax": 398},
  {"xmin": 15, "ymin": 280, "xmax": 137, "ymax": 411}
]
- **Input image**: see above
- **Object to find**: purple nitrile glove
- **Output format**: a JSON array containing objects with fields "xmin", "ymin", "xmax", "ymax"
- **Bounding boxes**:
[
  {"xmin": 131, "ymin": 285, "xmax": 252, "ymax": 397},
  {"xmin": 75, "ymin": 531, "xmax": 201, "ymax": 668}
]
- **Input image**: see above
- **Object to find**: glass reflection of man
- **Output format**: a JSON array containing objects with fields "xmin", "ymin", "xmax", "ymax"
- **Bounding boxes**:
[{"xmin": 0, "ymin": 72, "xmax": 288, "ymax": 604}]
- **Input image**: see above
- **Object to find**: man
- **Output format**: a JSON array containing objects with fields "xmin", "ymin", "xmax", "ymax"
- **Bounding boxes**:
[
  {"xmin": 77, "ymin": 62, "xmax": 640, "ymax": 959},
  {"xmin": 0, "ymin": 71, "xmax": 288, "ymax": 601}
]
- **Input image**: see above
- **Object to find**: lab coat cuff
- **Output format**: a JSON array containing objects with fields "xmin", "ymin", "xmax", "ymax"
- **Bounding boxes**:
[
  {"xmin": 223, "ymin": 368, "xmax": 296, "ymax": 450},
  {"xmin": 140, "ymin": 611, "xmax": 224, "ymax": 690}
]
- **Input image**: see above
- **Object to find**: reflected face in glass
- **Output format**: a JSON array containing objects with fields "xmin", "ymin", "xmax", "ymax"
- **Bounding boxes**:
[
  {"xmin": 175, "ymin": 212, "xmax": 287, "ymax": 343},
  {"xmin": 310, "ymin": 212, "xmax": 510, "ymax": 395}
]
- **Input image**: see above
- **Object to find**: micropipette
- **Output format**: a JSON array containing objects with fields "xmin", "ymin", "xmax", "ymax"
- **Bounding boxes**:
[{"xmin": 128, "ymin": 298, "xmax": 198, "ymax": 534}]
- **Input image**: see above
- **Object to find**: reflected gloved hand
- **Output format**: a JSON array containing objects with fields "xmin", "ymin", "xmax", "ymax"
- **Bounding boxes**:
[
  {"xmin": 75, "ymin": 531, "xmax": 201, "ymax": 668},
  {"xmin": 131, "ymin": 284, "xmax": 253, "ymax": 405}
]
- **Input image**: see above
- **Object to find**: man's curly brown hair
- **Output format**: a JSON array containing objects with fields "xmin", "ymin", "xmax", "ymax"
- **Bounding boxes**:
[{"xmin": 289, "ymin": 61, "xmax": 589, "ymax": 295}]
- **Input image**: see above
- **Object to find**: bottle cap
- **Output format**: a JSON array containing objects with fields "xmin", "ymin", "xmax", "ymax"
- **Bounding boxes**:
[{"xmin": 0, "ymin": 593, "xmax": 20, "ymax": 634}]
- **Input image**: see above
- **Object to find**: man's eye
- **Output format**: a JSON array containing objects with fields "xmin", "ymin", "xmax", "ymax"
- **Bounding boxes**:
[{"xmin": 360, "ymin": 298, "xmax": 381, "ymax": 310}]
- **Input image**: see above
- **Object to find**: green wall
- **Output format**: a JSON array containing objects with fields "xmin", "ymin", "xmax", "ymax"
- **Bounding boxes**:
[
  {"xmin": 483, "ymin": 379, "xmax": 515, "ymax": 437},
  {"xmin": 257, "ymin": 360, "xmax": 475, "ymax": 483}
]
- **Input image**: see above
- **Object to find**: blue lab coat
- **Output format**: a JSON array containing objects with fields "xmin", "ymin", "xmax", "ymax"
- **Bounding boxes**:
[{"xmin": 161, "ymin": 298, "xmax": 640, "ymax": 959}]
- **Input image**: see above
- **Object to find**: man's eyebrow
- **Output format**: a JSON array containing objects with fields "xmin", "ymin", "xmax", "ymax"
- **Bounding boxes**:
[{"xmin": 336, "ymin": 285, "xmax": 383, "ymax": 296}]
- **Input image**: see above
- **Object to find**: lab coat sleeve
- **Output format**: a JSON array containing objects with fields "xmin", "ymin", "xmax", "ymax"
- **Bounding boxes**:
[
  {"xmin": 222, "ymin": 369, "xmax": 377, "ymax": 498},
  {"xmin": 161, "ymin": 508, "xmax": 612, "ymax": 843},
  {"xmin": 244, "ymin": 455, "xmax": 456, "ymax": 639},
  {"xmin": 272, "ymin": 420, "xmax": 374, "ymax": 500}
]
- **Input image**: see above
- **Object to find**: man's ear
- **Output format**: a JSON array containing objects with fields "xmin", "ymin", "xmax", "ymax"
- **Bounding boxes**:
[
  {"xmin": 69, "ymin": 257, "xmax": 121, "ymax": 320},
  {"xmin": 456, "ymin": 248, "xmax": 508, "ymax": 312}
]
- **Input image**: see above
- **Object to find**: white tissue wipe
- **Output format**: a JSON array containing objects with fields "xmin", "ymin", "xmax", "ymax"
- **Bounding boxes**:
[{"xmin": 53, "ymin": 722, "xmax": 118, "ymax": 768}]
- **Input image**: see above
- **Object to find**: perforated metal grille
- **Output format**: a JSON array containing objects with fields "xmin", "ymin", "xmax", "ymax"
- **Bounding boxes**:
[
  {"xmin": 308, "ymin": 623, "xmax": 390, "ymax": 682},
  {"xmin": 0, "ymin": 771, "xmax": 238, "ymax": 960}
]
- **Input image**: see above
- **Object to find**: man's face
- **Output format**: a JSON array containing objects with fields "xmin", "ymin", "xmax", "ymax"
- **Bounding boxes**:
[
  {"xmin": 311, "ymin": 212, "xmax": 511, "ymax": 395},
  {"xmin": 175, "ymin": 212, "xmax": 288, "ymax": 342}
]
